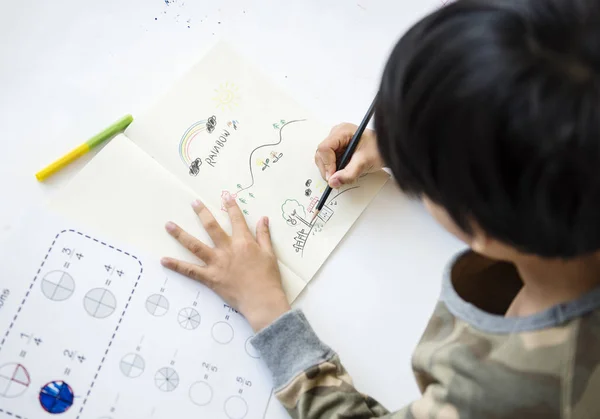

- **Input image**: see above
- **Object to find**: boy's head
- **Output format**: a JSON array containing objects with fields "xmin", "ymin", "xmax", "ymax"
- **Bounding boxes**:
[{"xmin": 375, "ymin": 0, "xmax": 600, "ymax": 259}]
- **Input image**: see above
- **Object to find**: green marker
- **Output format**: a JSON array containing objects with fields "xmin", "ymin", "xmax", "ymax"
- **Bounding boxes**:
[{"xmin": 36, "ymin": 115, "xmax": 134, "ymax": 181}]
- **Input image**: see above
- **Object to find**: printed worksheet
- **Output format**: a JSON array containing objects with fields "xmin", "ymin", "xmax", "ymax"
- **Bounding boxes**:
[{"xmin": 0, "ymin": 211, "xmax": 272, "ymax": 419}]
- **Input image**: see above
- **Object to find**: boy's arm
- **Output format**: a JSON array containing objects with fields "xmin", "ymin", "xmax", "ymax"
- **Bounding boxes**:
[{"xmin": 252, "ymin": 310, "xmax": 414, "ymax": 418}]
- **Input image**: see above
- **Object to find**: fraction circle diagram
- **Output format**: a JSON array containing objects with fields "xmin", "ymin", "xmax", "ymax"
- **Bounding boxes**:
[
  {"xmin": 244, "ymin": 337, "xmax": 260, "ymax": 359},
  {"xmin": 178, "ymin": 307, "xmax": 201, "ymax": 330},
  {"xmin": 0, "ymin": 363, "xmax": 30, "ymax": 398},
  {"xmin": 224, "ymin": 395, "xmax": 248, "ymax": 419},
  {"xmin": 39, "ymin": 380, "xmax": 74, "ymax": 414},
  {"xmin": 119, "ymin": 353, "xmax": 145, "ymax": 378},
  {"xmin": 41, "ymin": 270, "xmax": 75, "ymax": 302},
  {"xmin": 211, "ymin": 321, "xmax": 234, "ymax": 344},
  {"xmin": 146, "ymin": 294, "xmax": 169, "ymax": 317},
  {"xmin": 83, "ymin": 288, "xmax": 117, "ymax": 319},
  {"xmin": 189, "ymin": 381, "xmax": 213, "ymax": 406},
  {"xmin": 155, "ymin": 367, "xmax": 179, "ymax": 392}
]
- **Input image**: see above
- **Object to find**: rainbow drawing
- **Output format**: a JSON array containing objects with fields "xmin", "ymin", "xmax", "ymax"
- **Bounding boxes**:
[{"xmin": 179, "ymin": 119, "xmax": 208, "ymax": 166}]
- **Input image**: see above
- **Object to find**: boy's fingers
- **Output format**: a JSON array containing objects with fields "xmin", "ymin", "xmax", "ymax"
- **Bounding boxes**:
[
  {"xmin": 191, "ymin": 200, "xmax": 229, "ymax": 246},
  {"xmin": 314, "ymin": 153, "xmax": 328, "ymax": 181},
  {"xmin": 161, "ymin": 257, "xmax": 209, "ymax": 283},
  {"xmin": 316, "ymin": 143, "xmax": 338, "ymax": 180},
  {"xmin": 317, "ymin": 123, "xmax": 358, "ymax": 180},
  {"xmin": 225, "ymin": 196, "xmax": 251, "ymax": 237},
  {"xmin": 329, "ymin": 156, "xmax": 368, "ymax": 188},
  {"xmin": 165, "ymin": 222, "xmax": 213, "ymax": 262},
  {"xmin": 256, "ymin": 217, "xmax": 274, "ymax": 253}
]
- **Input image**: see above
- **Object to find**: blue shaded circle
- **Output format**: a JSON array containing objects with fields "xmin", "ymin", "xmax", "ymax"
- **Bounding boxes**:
[{"xmin": 39, "ymin": 381, "xmax": 74, "ymax": 414}]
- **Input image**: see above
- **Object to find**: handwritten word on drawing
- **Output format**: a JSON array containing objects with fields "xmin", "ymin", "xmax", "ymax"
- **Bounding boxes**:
[
  {"xmin": 181, "ymin": 118, "xmax": 242, "ymax": 177},
  {"xmin": 205, "ymin": 129, "xmax": 232, "ymax": 167}
]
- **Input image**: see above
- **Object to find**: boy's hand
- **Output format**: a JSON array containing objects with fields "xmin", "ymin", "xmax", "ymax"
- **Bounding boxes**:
[
  {"xmin": 161, "ymin": 196, "xmax": 291, "ymax": 332},
  {"xmin": 315, "ymin": 123, "xmax": 384, "ymax": 188}
]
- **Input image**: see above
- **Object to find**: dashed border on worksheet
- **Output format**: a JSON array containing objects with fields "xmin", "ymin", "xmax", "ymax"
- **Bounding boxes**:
[{"xmin": 0, "ymin": 229, "xmax": 144, "ymax": 419}]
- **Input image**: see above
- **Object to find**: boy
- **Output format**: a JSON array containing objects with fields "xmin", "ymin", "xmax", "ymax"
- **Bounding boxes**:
[{"xmin": 160, "ymin": 0, "xmax": 600, "ymax": 417}]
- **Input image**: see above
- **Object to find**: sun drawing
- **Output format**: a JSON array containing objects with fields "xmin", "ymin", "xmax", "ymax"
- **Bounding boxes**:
[{"xmin": 213, "ymin": 82, "xmax": 240, "ymax": 111}]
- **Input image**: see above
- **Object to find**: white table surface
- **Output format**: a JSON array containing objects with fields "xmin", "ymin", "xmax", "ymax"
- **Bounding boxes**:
[{"xmin": 0, "ymin": 0, "xmax": 463, "ymax": 417}]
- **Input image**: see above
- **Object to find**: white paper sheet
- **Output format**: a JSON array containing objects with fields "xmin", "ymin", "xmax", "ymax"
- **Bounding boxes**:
[
  {"xmin": 0, "ymin": 210, "xmax": 273, "ymax": 419},
  {"xmin": 125, "ymin": 42, "xmax": 389, "ymax": 282}
]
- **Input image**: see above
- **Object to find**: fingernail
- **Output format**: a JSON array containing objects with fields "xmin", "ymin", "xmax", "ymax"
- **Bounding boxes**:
[
  {"xmin": 330, "ymin": 177, "xmax": 341, "ymax": 188},
  {"xmin": 325, "ymin": 173, "xmax": 330, "ymax": 181},
  {"xmin": 160, "ymin": 257, "xmax": 170, "ymax": 266},
  {"xmin": 165, "ymin": 221, "xmax": 176, "ymax": 232},
  {"xmin": 225, "ymin": 195, "xmax": 235, "ymax": 206},
  {"xmin": 192, "ymin": 199, "xmax": 204, "ymax": 210},
  {"xmin": 263, "ymin": 216, "xmax": 269, "ymax": 227}
]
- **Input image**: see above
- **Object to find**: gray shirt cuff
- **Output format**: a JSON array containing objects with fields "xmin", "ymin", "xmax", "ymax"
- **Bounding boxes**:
[{"xmin": 251, "ymin": 309, "xmax": 335, "ymax": 389}]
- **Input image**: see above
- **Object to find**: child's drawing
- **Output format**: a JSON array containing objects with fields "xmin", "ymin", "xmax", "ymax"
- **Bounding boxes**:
[
  {"xmin": 189, "ymin": 158, "xmax": 202, "ymax": 176},
  {"xmin": 119, "ymin": 42, "xmax": 389, "ymax": 296},
  {"xmin": 206, "ymin": 115, "xmax": 217, "ymax": 133},
  {"xmin": 179, "ymin": 116, "xmax": 238, "ymax": 176},
  {"xmin": 179, "ymin": 117, "xmax": 214, "ymax": 170},
  {"xmin": 221, "ymin": 190, "xmax": 238, "ymax": 211},
  {"xmin": 281, "ymin": 200, "xmax": 308, "ymax": 227},
  {"xmin": 213, "ymin": 82, "xmax": 240, "ymax": 111},
  {"xmin": 318, "ymin": 205, "xmax": 334, "ymax": 222},
  {"xmin": 235, "ymin": 120, "xmax": 305, "ymax": 194},
  {"xmin": 286, "ymin": 184, "xmax": 363, "ymax": 257}
]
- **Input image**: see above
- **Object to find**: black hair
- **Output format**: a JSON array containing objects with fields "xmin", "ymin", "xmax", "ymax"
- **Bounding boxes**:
[{"xmin": 375, "ymin": 0, "xmax": 600, "ymax": 258}]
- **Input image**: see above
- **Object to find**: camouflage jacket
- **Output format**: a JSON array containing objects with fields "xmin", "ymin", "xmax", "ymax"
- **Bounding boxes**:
[{"xmin": 252, "ymin": 252, "xmax": 600, "ymax": 418}]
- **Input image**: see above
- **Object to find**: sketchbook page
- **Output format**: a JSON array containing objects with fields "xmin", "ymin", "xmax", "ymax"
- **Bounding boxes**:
[
  {"xmin": 49, "ymin": 134, "xmax": 307, "ymax": 302},
  {"xmin": 0, "ymin": 209, "xmax": 273, "ymax": 419},
  {"xmin": 124, "ymin": 42, "xmax": 389, "ymax": 282}
]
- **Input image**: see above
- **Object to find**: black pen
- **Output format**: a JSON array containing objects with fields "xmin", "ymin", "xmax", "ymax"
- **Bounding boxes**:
[{"xmin": 311, "ymin": 95, "xmax": 378, "ymax": 224}]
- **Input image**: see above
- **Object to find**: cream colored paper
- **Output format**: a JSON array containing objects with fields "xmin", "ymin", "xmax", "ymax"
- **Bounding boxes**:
[
  {"xmin": 124, "ymin": 42, "xmax": 389, "ymax": 283},
  {"xmin": 50, "ymin": 135, "xmax": 307, "ymax": 301}
]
